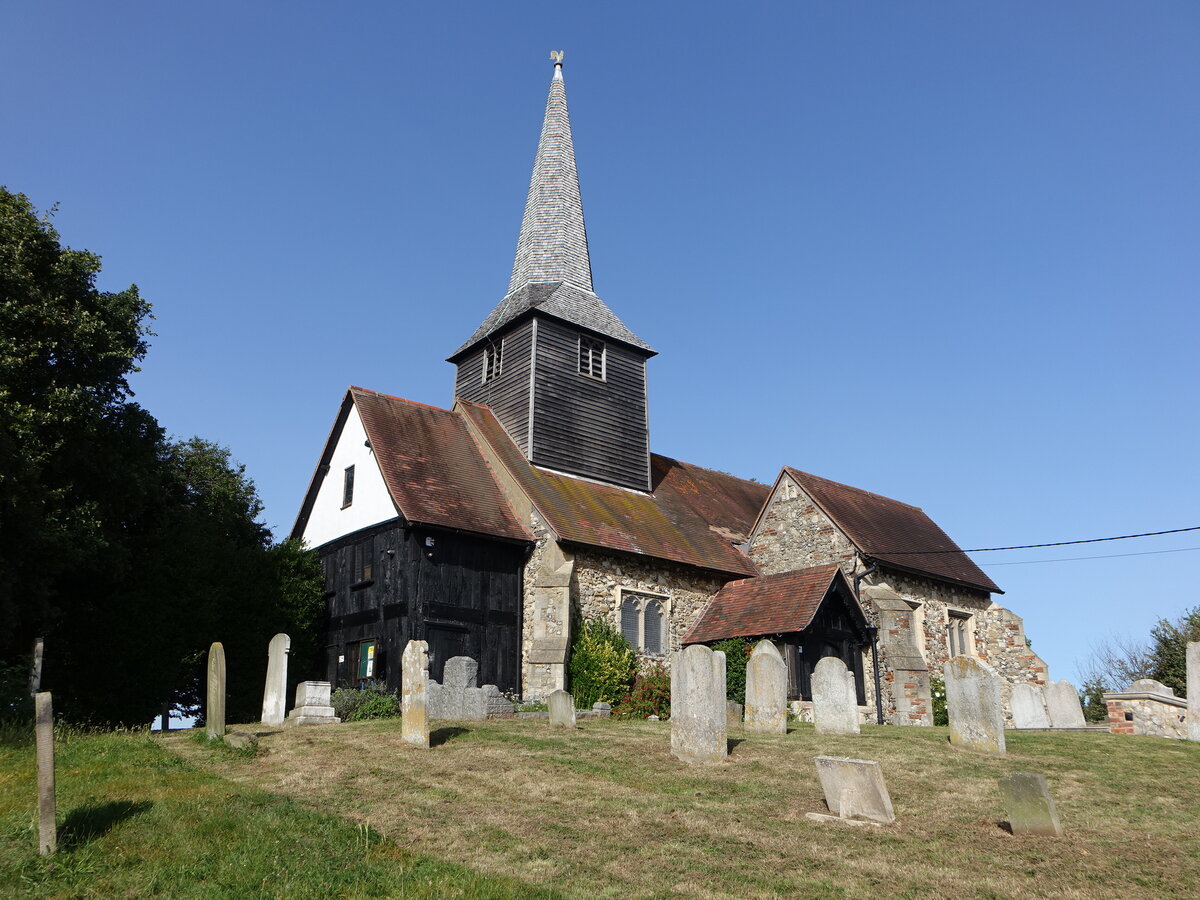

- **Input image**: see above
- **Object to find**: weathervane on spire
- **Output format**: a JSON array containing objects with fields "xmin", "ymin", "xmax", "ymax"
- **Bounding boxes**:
[{"xmin": 550, "ymin": 50, "xmax": 564, "ymax": 65}]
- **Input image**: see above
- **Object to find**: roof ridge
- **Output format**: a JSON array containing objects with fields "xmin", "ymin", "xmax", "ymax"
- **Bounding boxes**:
[
  {"xmin": 349, "ymin": 386, "xmax": 451, "ymax": 414},
  {"xmin": 784, "ymin": 466, "xmax": 925, "ymax": 511}
]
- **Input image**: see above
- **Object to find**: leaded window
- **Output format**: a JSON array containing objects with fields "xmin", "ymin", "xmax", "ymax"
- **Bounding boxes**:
[{"xmin": 617, "ymin": 591, "xmax": 668, "ymax": 656}]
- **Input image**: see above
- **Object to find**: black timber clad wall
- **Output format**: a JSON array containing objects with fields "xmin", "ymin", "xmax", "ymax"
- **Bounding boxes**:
[
  {"xmin": 320, "ymin": 521, "xmax": 524, "ymax": 694},
  {"xmin": 454, "ymin": 318, "xmax": 534, "ymax": 454},
  {"xmin": 531, "ymin": 316, "xmax": 650, "ymax": 491}
]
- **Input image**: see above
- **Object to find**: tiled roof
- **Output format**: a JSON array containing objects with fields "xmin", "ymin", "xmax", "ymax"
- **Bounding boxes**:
[
  {"xmin": 784, "ymin": 468, "xmax": 1001, "ymax": 594},
  {"xmin": 348, "ymin": 388, "xmax": 531, "ymax": 542},
  {"xmin": 683, "ymin": 565, "xmax": 848, "ymax": 643},
  {"xmin": 458, "ymin": 400, "xmax": 765, "ymax": 576},
  {"xmin": 450, "ymin": 281, "xmax": 653, "ymax": 360}
]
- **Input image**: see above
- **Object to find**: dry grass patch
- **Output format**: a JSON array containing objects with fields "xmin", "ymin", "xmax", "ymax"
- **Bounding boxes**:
[{"xmin": 170, "ymin": 720, "xmax": 1200, "ymax": 899}]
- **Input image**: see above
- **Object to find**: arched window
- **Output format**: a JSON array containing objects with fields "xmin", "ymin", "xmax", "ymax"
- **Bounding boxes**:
[
  {"xmin": 616, "ymin": 591, "xmax": 669, "ymax": 656},
  {"xmin": 643, "ymin": 600, "xmax": 663, "ymax": 655},
  {"xmin": 620, "ymin": 596, "xmax": 640, "ymax": 647}
]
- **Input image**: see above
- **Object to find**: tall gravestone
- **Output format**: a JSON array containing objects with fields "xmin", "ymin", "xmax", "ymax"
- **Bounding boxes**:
[
  {"xmin": 402, "ymin": 640, "xmax": 430, "ymax": 749},
  {"xmin": 35, "ymin": 691, "xmax": 56, "ymax": 855},
  {"xmin": 1044, "ymin": 679, "xmax": 1086, "ymax": 728},
  {"xmin": 812, "ymin": 656, "xmax": 861, "ymax": 735},
  {"xmin": 206, "ymin": 642, "xmax": 226, "ymax": 740},
  {"xmin": 1009, "ymin": 682, "xmax": 1050, "ymax": 730},
  {"xmin": 810, "ymin": 756, "xmax": 895, "ymax": 825},
  {"xmin": 671, "ymin": 645, "xmax": 727, "ymax": 765},
  {"xmin": 1188, "ymin": 641, "xmax": 1200, "ymax": 743},
  {"xmin": 548, "ymin": 689, "xmax": 577, "ymax": 728},
  {"xmin": 744, "ymin": 640, "xmax": 787, "ymax": 734},
  {"xmin": 999, "ymin": 772, "xmax": 1063, "ymax": 837},
  {"xmin": 260, "ymin": 633, "xmax": 291, "ymax": 726},
  {"xmin": 944, "ymin": 657, "xmax": 1006, "ymax": 754}
]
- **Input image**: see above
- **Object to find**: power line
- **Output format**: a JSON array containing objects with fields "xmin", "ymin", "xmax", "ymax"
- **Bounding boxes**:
[
  {"xmin": 874, "ymin": 525, "xmax": 1200, "ymax": 555},
  {"xmin": 987, "ymin": 545, "xmax": 1200, "ymax": 567}
]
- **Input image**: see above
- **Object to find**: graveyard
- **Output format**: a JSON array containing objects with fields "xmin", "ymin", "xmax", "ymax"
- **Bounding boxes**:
[{"xmin": 3, "ymin": 711, "xmax": 1197, "ymax": 899}]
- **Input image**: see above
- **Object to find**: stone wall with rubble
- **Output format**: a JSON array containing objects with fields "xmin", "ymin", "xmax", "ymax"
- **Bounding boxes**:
[
  {"xmin": 1104, "ymin": 682, "xmax": 1189, "ymax": 740},
  {"xmin": 748, "ymin": 474, "xmax": 859, "ymax": 577}
]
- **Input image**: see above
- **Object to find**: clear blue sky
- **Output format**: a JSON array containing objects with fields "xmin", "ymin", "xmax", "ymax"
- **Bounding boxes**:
[{"xmin": 6, "ymin": 2, "xmax": 1198, "ymax": 687}]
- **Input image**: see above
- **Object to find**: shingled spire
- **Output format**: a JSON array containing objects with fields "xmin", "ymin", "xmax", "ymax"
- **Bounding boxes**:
[{"xmin": 509, "ymin": 55, "xmax": 592, "ymax": 294}]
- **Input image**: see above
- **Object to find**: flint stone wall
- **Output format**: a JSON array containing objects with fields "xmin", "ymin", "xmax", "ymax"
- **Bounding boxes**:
[{"xmin": 1105, "ymin": 680, "xmax": 1188, "ymax": 740}]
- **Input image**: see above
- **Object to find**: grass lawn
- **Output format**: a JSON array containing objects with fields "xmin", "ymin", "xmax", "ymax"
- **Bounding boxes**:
[
  {"xmin": 168, "ymin": 718, "xmax": 1200, "ymax": 900},
  {"xmin": 0, "ymin": 725, "xmax": 558, "ymax": 898}
]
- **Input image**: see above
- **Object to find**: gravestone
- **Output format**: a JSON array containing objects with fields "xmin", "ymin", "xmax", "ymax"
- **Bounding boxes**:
[
  {"xmin": 744, "ymin": 640, "xmax": 787, "ymax": 734},
  {"xmin": 999, "ymin": 772, "xmax": 1063, "ymax": 837},
  {"xmin": 35, "ymin": 692, "xmax": 56, "ymax": 855},
  {"xmin": 427, "ymin": 656, "xmax": 515, "ymax": 720},
  {"xmin": 726, "ymin": 700, "xmax": 743, "ymax": 728},
  {"xmin": 812, "ymin": 656, "xmax": 860, "ymax": 735},
  {"xmin": 1188, "ymin": 642, "xmax": 1200, "ymax": 743},
  {"xmin": 592, "ymin": 702, "xmax": 612, "ymax": 718},
  {"xmin": 944, "ymin": 657, "xmax": 1006, "ymax": 754},
  {"xmin": 1044, "ymin": 679, "xmax": 1086, "ymax": 728},
  {"xmin": 810, "ymin": 756, "xmax": 895, "ymax": 825},
  {"xmin": 286, "ymin": 681, "xmax": 340, "ymax": 725},
  {"xmin": 670, "ymin": 644, "xmax": 727, "ymax": 765},
  {"xmin": 260, "ymin": 633, "xmax": 291, "ymax": 726},
  {"xmin": 1009, "ymin": 682, "xmax": 1050, "ymax": 730},
  {"xmin": 206, "ymin": 642, "xmax": 226, "ymax": 740},
  {"xmin": 548, "ymin": 689, "xmax": 577, "ymax": 728},
  {"xmin": 402, "ymin": 640, "xmax": 430, "ymax": 748}
]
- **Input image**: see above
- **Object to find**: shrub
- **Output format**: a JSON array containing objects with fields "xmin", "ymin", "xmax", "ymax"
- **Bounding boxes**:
[
  {"xmin": 331, "ymin": 682, "xmax": 399, "ymax": 721},
  {"xmin": 930, "ymin": 674, "xmax": 948, "ymax": 726},
  {"xmin": 1080, "ymin": 677, "xmax": 1109, "ymax": 723},
  {"xmin": 613, "ymin": 662, "xmax": 671, "ymax": 719},
  {"xmin": 568, "ymin": 618, "xmax": 637, "ymax": 708},
  {"xmin": 711, "ymin": 637, "xmax": 753, "ymax": 705}
]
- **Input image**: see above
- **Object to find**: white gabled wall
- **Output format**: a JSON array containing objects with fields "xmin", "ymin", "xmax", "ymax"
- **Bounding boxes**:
[{"xmin": 301, "ymin": 403, "xmax": 398, "ymax": 549}]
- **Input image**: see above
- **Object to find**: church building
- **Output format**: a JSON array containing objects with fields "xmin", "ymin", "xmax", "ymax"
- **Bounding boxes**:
[{"xmin": 292, "ymin": 57, "xmax": 1048, "ymax": 724}]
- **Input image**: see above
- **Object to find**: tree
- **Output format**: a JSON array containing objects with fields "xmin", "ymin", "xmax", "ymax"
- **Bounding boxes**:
[
  {"xmin": 1147, "ymin": 606, "xmax": 1200, "ymax": 697},
  {"xmin": 1079, "ymin": 606, "xmax": 1200, "ymax": 700}
]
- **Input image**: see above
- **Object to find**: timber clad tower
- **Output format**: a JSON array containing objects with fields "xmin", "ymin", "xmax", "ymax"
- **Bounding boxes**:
[{"xmin": 448, "ymin": 57, "xmax": 655, "ymax": 492}]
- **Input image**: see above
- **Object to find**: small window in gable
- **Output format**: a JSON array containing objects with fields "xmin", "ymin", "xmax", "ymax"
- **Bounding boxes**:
[
  {"xmin": 342, "ymin": 465, "xmax": 355, "ymax": 508},
  {"xmin": 578, "ymin": 336, "xmax": 605, "ymax": 379},
  {"xmin": 484, "ymin": 341, "xmax": 503, "ymax": 382}
]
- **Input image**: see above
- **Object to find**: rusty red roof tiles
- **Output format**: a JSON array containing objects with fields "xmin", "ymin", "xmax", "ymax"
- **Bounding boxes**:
[
  {"xmin": 783, "ymin": 467, "xmax": 1001, "ymax": 594},
  {"xmin": 683, "ymin": 564, "xmax": 848, "ymax": 643},
  {"xmin": 347, "ymin": 387, "xmax": 531, "ymax": 542},
  {"xmin": 457, "ymin": 400, "xmax": 766, "ymax": 576}
]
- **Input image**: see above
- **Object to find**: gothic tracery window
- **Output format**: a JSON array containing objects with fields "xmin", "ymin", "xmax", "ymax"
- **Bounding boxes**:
[{"xmin": 618, "ymin": 591, "xmax": 667, "ymax": 655}]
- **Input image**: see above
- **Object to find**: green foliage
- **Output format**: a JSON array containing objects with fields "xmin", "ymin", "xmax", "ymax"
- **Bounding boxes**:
[
  {"xmin": 331, "ymin": 682, "xmax": 401, "ymax": 721},
  {"xmin": 568, "ymin": 618, "xmax": 637, "ymax": 708},
  {"xmin": 349, "ymin": 691, "xmax": 401, "ymax": 722},
  {"xmin": 1148, "ymin": 605, "xmax": 1200, "ymax": 697},
  {"xmin": 711, "ymin": 637, "xmax": 752, "ymax": 705},
  {"xmin": 613, "ymin": 662, "xmax": 670, "ymax": 719},
  {"xmin": 930, "ymin": 674, "xmax": 948, "ymax": 726},
  {"xmin": 1080, "ymin": 677, "xmax": 1109, "ymax": 723}
]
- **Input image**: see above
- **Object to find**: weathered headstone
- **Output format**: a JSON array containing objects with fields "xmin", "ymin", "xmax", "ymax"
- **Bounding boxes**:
[
  {"xmin": 810, "ymin": 756, "xmax": 895, "ymax": 825},
  {"xmin": 1044, "ymin": 679, "xmax": 1086, "ymax": 729},
  {"xmin": 1009, "ymin": 682, "xmax": 1050, "ymax": 730},
  {"xmin": 726, "ymin": 700, "xmax": 743, "ymax": 728},
  {"xmin": 1187, "ymin": 641, "xmax": 1200, "ymax": 743},
  {"xmin": 548, "ymin": 689, "xmax": 577, "ymax": 728},
  {"xmin": 812, "ymin": 656, "xmax": 861, "ymax": 736},
  {"xmin": 35, "ymin": 691, "xmax": 56, "ymax": 855},
  {"xmin": 671, "ymin": 644, "xmax": 727, "ymax": 765},
  {"xmin": 427, "ymin": 656, "xmax": 515, "ymax": 720},
  {"xmin": 402, "ymin": 640, "xmax": 430, "ymax": 748},
  {"xmin": 260, "ymin": 633, "xmax": 291, "ymax": 726},
  {"xmin": 999, "ymin": 772, "xmax": 1063, "ymax": 837},
  {"xmin": 286, "ymin": 681, "xmax": 340, "ymax": 725},
  {"xmin": 944, "ymin": 657, "xmax": 1006, "ymax": 754},
  {"xmin": 745, "ymin": 640, "xmax": 788, "ymax": 734},
  {"xmin": 592, "ymin": 701, "xmax": 612, "ymax": 718},
  {"xmin": 224, "ymin": 731, "xmax": 259, "ymax": 751},
  {"xmin": 206, "ymin": 642, "xmax": 226, "ymax": 740}
]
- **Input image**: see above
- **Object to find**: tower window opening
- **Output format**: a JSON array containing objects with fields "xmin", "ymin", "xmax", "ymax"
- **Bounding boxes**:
[
  {"xmin": 484, "ymin": 341, "xmax": 503, "ymax": 382},
  {"xmin": 578, "ymin": 336, "xmax": 605, "ymax": 379}
]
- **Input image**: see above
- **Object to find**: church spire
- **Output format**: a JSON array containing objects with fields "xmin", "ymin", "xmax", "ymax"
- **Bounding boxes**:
[{"xmin": 508, "ymin": 52, "xmax": 592, "ymax": 294}]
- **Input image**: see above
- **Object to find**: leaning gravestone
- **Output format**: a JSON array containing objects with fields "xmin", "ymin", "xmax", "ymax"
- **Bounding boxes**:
[
  {"xmin": 402, "ymin": 640, "xmax": 430, "ymax": 748},
  {"xmin": 548, "ymin": 690, "xmax": 577, "ymax": 728},
  {"xmin": 745, "ymin": 640, "xmax": 787, "ymax": 734},
  {"xmin": 1009, "ymin": 682, "xmax": 1051, "ymax": 730},
  {"xmin": 1045, "ymin": 679, "xmax": 1086, "ymax": 729},
  {"xmin": 726, "ymin": 700, "xmax": 743, "ymax": 728},
  {"xmin": 671, "ymin": 644, "xmax": 727, "ymax": 765},
  {"xmin": 206, "ymin": 642, "xmax": 226, "ymax": 740},
  {"xmin": 260, "ymin": 633, "xmax": 291, "ymax": 726},
  {"xmin": 427, "ymin": 656, "xmax": 515, "ymax": 720},
  {"xmin": 1188, "ymin": 641, "xmax": 1200, "ymax": 743},
  {"xmin": 286, "ymin": 681, "xmax": 340, "ymax": 725},
  {"xmin": 944, "ymin": 657, "xmax": 1006, "ymax": 754},
  {"xmin": 809, "ymin": 756, "xmax": 895, "ymax": 825},
  {"xmin": 999, "ymin": 772, "xmax": 1063, "ymax": 837},
  {"xmin": 812, "ymin": 656, "xmax": 860, "ymax": 736}
]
